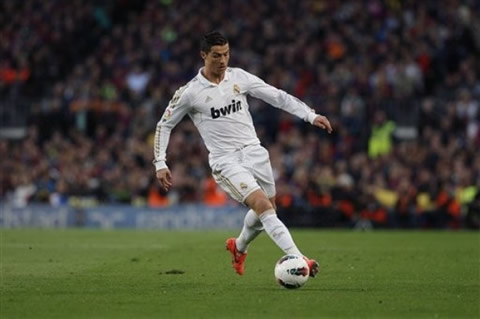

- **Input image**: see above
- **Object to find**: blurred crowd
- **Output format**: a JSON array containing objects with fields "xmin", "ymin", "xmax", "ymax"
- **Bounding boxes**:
[{"xmin": 1, "ymin": 0, "xmax": 479, "ymax": 229}]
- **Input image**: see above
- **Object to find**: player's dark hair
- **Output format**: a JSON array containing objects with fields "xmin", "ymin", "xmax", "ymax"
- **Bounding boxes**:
[{"xmin": 200, "ymin": 31, "xmax": 228, "ymax": 53}]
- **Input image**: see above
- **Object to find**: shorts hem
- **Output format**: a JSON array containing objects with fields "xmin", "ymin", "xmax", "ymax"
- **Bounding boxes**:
[{"xmin": 241, "ymin": 186, "xmax": 261, "ymax": 205}]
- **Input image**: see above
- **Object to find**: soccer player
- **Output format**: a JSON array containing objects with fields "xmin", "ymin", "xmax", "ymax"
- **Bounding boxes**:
[{"xmin": 153, "ymin": 31, "xmax": 332, "ymax": 277}]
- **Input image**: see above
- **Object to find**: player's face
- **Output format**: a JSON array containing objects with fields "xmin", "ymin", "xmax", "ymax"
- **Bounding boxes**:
[{"xmin": 203, "ymin": 44, "xmax": 230, "ymax": 75}]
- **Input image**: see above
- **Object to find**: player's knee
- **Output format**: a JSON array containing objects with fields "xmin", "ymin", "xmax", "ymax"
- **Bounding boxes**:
[
  {"xmin": 252, "ymin": 197, "xmax": 273, "ymax": 215},
  {"xmin": 269, "ymin": 197, "xmax": 277, "ymax": 211},
  {"xmin": 246, "ymin": 193, "xmax": 273, "ymax": 215}
]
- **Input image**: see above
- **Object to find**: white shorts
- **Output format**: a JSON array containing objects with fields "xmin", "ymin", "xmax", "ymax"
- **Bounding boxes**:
[{"xmin": 210, "ymin": 144, "xmax": 276, "ymax": 203}]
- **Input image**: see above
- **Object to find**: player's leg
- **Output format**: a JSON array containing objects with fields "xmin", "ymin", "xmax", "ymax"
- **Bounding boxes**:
[
  {"xmin": 246, "ymin": 190, "xmax": 319, "ymax": 277},
  {"xmin": 245, "ymin": 190, "xmax": 302, "ymax": 256},
  {"xmin": 212, "ymin": 163, "xmax": 263, "ymax": 253},
  {"xmin": 213, "ymin": 162, "xmax": 262, "ymax": 275},
  {"xmin": 235, "ymin": 209, "xmax": 263, "ymax": 253},
  {"xmin": 230, "ymin": 191, "xmax": 276, "ymax": 254},
  {"xmin": 225, "ymin": 208, "xmax": 263, "ymax": 275},
  {"xmin": 244, "ymin": 146, "xmax": 303, "ymax": 256},
  {"xmin": 234, "ymin": 148, "xmax": 276, "ymax": 254},
  {"xmin": 248, "ymin": 145, "xmax": 319, "ymax": 277},
  {"xmin": 269, "ymin": 196, "xmax": 277, "ymax": 210}
]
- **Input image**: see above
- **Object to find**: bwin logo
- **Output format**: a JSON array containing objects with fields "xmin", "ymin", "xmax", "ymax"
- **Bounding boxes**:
[{"xmin": 211, "ymin": 100, "xmax": 242, "ymax": 119}]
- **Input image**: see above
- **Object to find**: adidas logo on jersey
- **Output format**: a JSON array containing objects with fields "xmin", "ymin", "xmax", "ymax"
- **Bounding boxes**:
[{"xmin": 211, "ymin": 99, "xmax": 242, "ymax": 119}]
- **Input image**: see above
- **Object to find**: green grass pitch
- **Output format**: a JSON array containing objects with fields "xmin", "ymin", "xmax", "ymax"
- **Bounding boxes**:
[{"xmin": 1, "ymin": 229, "xmax": 479, "ymax": 318}]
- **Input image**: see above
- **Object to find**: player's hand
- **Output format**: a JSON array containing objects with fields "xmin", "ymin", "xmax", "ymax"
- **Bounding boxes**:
[
  {"xmin": 313, "ymin": 115, "xmax": 333, "ymax": 134},
  {"xmin": 156, "ymin": 168, "xmax": 173, "ymax": 192}
]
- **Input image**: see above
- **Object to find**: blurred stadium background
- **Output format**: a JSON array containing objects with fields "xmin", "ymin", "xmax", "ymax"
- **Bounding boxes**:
[{"xmin": 1, "ymin": 0, "xmax": 479, "ymax": 230}]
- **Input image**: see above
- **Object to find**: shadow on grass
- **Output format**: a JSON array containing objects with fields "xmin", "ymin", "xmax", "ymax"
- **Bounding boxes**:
[{"xmin": 258, "ymin": 287, "xmax": 369, "ymax": 292}]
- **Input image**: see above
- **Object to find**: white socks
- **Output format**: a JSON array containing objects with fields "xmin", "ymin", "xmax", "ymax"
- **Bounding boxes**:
[
  {"xmin": 235, "ymin": 209, "xmax": 264, "ymax": 253},
  {"xmin": 235, "ymin": 208, "xmax": 303, "ymax": 256},
  {"xmin": 259, "ymin": 209, "xmax": 302, "ymax": 256}
]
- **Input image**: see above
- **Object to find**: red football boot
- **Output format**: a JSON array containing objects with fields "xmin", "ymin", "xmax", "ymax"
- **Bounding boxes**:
[
  {"xmin": 225, "ymin": 238, "xmax": 247, "ymax": 275},
  {"xmin": 304, "ymin": 257, "xmax": 320, "ymax": 277}
]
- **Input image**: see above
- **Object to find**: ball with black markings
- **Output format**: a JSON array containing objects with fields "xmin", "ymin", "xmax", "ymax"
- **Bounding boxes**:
[{"xmin": 274, "ymin": 254, "xmax": 309, "ymax": 289}]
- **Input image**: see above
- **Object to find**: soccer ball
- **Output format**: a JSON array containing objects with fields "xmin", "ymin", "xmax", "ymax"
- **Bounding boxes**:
[{"xmin": 274, "ymin": 254, "xmax": 309, "ymax": 289}]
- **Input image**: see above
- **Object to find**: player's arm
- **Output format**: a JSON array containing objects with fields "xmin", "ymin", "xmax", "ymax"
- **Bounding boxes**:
[
  {"xmin": 243, "ymin": 70, "xmax": 332, "ymax": 133},
  {"xmin": 153, "ymin": 86, "xmax": 191, "ymax": 191}
]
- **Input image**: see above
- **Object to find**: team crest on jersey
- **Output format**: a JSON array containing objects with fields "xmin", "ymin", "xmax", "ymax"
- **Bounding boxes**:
[{"xmin": 233, "ymin": 84, "xmax": 240, "ymax": 95}]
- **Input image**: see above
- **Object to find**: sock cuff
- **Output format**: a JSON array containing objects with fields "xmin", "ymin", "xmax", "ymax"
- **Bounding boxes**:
[
  {"xmin": 245, "ymin": 209, "xmax": 261, "ymax": 228},
  {"xmin": 259, "ymin": 209, "xmax": 276, "ymax": 223}
]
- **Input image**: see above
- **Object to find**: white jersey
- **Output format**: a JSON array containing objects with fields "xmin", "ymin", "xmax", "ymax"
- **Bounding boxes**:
[{"xmin": 153, "ymin": 67, "xmax": 318, "ymax": 171}]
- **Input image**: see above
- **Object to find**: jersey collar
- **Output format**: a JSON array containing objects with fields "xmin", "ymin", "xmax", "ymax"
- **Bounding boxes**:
[{"xmin": 197, "ymin": 67, "xmax": 230, "ymax": 87}]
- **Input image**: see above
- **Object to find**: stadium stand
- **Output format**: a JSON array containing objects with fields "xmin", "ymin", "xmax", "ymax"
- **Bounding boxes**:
[{"xmin": 1, "ymin": 0, "xmax": 479, "ymax": 229}]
